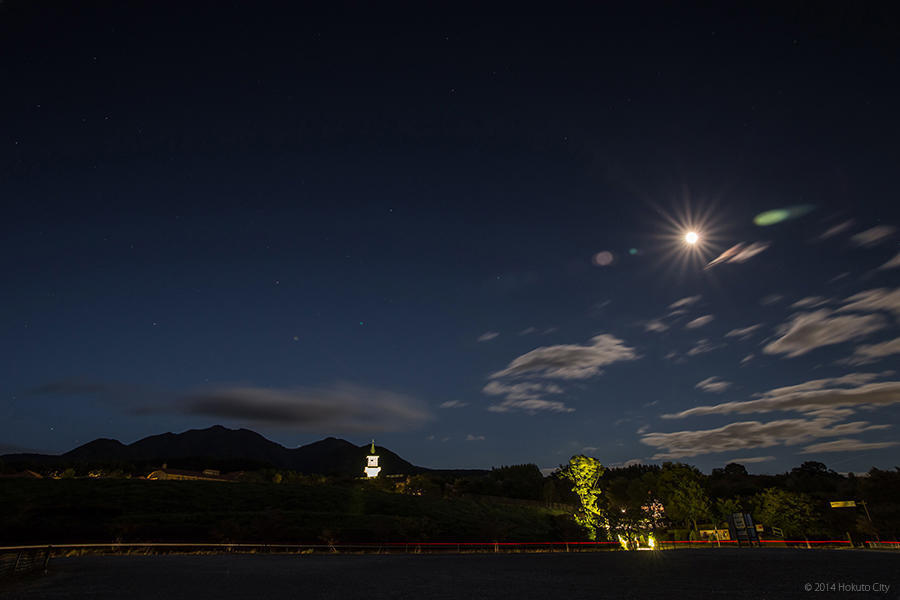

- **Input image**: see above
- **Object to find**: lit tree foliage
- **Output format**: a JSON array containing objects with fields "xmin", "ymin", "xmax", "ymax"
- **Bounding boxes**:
[
  {"xmin": 559, "ymin": 455, "xmax": 608, "ymax": 540},
  {"xmin": 752, "ymin": 487, "xmax": 818, "ymax": 538},
  {"xmin": 658, "ymin": 463, "xmax": 711, "ymax": 534}
]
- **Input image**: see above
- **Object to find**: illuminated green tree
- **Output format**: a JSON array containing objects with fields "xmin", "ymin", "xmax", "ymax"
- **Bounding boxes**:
[{"xmin": 559, "ymin": 455, "xmax": 608, "ymax": 540}]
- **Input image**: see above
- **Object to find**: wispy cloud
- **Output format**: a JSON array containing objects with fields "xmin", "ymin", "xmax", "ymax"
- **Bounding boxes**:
[
  {"xmin": 879, "ymin": 252, "xmax": 900, "ymax": 270},
  {"xmin": 483, "ymin": 333, "xmax": 639, "ymax": 413},
  {"xmin": 760, "ymin": 294, "xmax": 783, "ymax": 306},
  {"xmin": 113, "ymin": 382, "xmax": 433, "ymax": 432},
  {"xmin": 819, "ymin": 219, "xmax": 855, "ymax": 240},
  {"xmin": 685, "ymin": 315, "xmax": 714, "ymax": 329},
  {"xmin": 489, "ymin": 334, "xmax": 639, "ymax": 381},
  {"xmin": 477, "ymin": 331, "xmax": 500, "ymax": 342},
  {"xmin": 741, "ymin": 354, "xmax": 755, "ymax": 365},
  {"xmin": 838, "ymin": 287, "xmax": 900, "ymax": 317},
  {"xmin": 725, "ymin": 456, "xmax": 775, "ymax": 464},
  {"xmin": 644, "ymin": 319, "xmax": 669, "ymax": 333},
  {"xmin": 662, "ymin": 373, "xmax": 899, "ymax": 419},
  {"xmin": 696, "ymin": 376, "xmax": 732, "ymax": 393},
  {"xmin": 851, "ymin": 225, "xmax": 896, "ymax": 247},
  {"xmin": 687, "ymin": 339, "xmax": 722, "ymax": 356},
  {"xmin": 801, "ymin": 438, "xmax": 899, "ymax": 453},
  {"xmin": 763, "ymin": 310, "xmax": 885, "ymax": 357},
  {"xmin": 840, "ymin": 337, "xmax": 900, "ymax": 366},
  {"xmin": 706, "ymin": 242, "xmax": 770, "ymax": 268},
  {"xmin": 669, "ymin": 295, "xmax": 702, "ymax": 309},
  {"xmin": 641, "ymin": 416, "xmax": 888, "ymax": 459},
  {"xmin": 439, "ymin": 400, "xmax": 468, "ymax": 409},
  {"xmin": 518, "ymin": 327, "xmax": 537, "ymax": 336},
  {"xmin": 725, "ymin": 324, "xmax": 762, "ymax": 340},
  {"xmin": 482, "ymin": 381, "xmax": 571, "ymax": 413},
  {"xmin": 791, "ymin": 296, "xmax": 830, "ymax": 309},
  {"xmin": 465, "ymin": 434, "xmax": 486, "ymax": 441}
]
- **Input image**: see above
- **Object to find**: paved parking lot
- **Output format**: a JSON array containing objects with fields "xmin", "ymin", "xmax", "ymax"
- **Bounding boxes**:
[{"xmin": 1, "ymin": 549, "xmax": 897, "ymax": 599}]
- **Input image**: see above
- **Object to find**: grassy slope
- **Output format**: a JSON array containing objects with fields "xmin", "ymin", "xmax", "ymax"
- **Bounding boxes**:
[{"xmin": 0, "ymin": 479, "xmax": 583, "ymax": 545}]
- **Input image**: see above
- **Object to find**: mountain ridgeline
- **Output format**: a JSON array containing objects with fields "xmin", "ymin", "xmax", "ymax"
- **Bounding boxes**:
[{"xmin": 0, "ymin": 426, "xmax": 427, "ymax": 476}]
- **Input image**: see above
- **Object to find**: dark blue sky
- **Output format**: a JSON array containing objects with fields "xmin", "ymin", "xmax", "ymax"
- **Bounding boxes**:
[{"xmin": 2, "ymin": 2, "xmax": 899, "ymax": 473}]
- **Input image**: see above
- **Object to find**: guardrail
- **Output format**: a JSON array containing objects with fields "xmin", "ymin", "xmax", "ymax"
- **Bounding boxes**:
[
  {"xmin": 0, "ymin": 542, "xmax": 619, "ymax": 557},
  {"xmin": 0, "ymin": 539, "xmax": 859, "ymax": 561},
  {"xmin": 866, "ymin": 541, "xmax": 900, "ymax": 550}
]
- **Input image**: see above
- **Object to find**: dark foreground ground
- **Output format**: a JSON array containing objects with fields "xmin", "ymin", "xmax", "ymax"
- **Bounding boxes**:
[{"xmin": 1, "ymin": 549, "xmax": 898, "ymax": 599}]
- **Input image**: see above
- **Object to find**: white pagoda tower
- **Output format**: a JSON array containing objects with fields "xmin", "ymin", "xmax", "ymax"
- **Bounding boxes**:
[{"xmin": 363, "ymin": 439, "xmax": 382, "ymax": 478}]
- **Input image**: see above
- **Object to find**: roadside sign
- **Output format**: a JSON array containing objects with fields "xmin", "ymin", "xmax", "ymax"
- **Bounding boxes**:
[
  {"xmin": 772, "ymin": 526, "xmax": 784, "ymax": 537},
  {"xmin": 830, "ymin": 501, "xmax": 856, "ymax": 508}
]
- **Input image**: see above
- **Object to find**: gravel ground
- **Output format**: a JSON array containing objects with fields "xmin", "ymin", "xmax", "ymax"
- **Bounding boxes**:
[{"xmin": 1, "ymin": 549, "xmax": 897, "ymax": 599}]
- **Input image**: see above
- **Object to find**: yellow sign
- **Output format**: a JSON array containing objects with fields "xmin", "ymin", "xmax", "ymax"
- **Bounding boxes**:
[{"xmin": 830, "ymin": 501, "xmax": 856, "ymax": 508}]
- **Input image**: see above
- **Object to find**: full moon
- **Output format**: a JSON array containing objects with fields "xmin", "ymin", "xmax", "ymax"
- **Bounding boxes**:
[{"xmin": 685, "ymin": 231, "xmax": 699, "ymax": 245}]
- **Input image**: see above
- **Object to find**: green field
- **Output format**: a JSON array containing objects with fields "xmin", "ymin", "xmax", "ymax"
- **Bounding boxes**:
[{"xmin": 0, "ymin": 479, "xmax": 582, "ymax": 545}]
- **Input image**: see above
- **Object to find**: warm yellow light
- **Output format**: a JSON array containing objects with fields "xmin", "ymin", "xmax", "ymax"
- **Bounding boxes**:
[{"xmin": 685, "ymin": 231, "xmax": 699, "ymax": 245}]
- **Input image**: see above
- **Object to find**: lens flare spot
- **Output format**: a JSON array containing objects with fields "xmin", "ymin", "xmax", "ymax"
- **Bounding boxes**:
[
  {"xmin": 592, "ymin": 251, "xmax": 614, "ymax": 266},
  {"xmin": 754, "ymin": 204, "xmax": 815, "ymax": 226},
  {"xmin": 685, "ymin": 231, "xmax": 699, "ymax": 245}
]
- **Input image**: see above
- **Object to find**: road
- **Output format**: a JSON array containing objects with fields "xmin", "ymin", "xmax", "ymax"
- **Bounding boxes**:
[{"xmin": 1, "ymin": 549, "xmax": 897, "ymax": 599}]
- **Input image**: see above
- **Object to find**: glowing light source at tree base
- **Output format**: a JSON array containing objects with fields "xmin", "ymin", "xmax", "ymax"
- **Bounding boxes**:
[{"xmin": 685, "ymin": 231, "xmax": 699, "ymax": 245}]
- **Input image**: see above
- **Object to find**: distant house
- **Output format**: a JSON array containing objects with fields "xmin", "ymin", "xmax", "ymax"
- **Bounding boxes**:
[{"xmin": 145, "ymin": 465, "xmax": 242, "ymax": 482}]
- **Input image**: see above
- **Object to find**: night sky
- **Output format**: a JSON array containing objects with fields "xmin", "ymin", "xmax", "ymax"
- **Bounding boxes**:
[{"xmin": 2, "ymin": 2, "xmax": 899, "ymax": 473}]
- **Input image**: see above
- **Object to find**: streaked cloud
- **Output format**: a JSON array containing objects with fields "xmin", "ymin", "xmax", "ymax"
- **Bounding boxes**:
[
  {"xmin": 879, "ymin": 252, "xmax": 900, "ymax": 270},
  {"xmin": 685, "ymin": 315, "xmax": 714, "ymax": 329},
  {"xmin": 819, "ymin": 219, "xmax": 854, "ymax": 240},
  {"xmin": 801, "ymin": 438, "xmax": 899, "ymax": 453},
  {"xmin": 687, "ymin": 338, "xmax": 722, "ymax": 356},
  {"xmin": 482, "ymin": 380, "xmax": 571, "ymax": 413},
  {"xmin": 160, "ymin": 383, "xmax": 433, "ymax": 432},
  {"xmin": 489, "ymin": 334, "xmax": 639, "ymax": 381},
  {"xmin": 763, "ymin": 309, "xmax": 885, "ymax": 357},
  {"xmin": 484, "ymin": 333, "xmax": 639, "ymax": 413},
  {"xmin": 696, "ymin": 376, "xmax": 732, "ymax": 393},
  {"xmin": 725, "ymin": 456, "xmax": 775, "ymax": 464},
  {"xmin": 669, "ymin": 295, "xmax": 702, "ymax": 309},
  {"xmin": 644, "ymin": 319, "xmax": 669, "ymax": 333},
  {"xmin": 706, "ymin": 242, "xmax": 770, "ymax": 268},
  {"xmin": 851, "ymin": 225, "xmax": 896, "ymax": 247},
  {"xmin": 518, "ymin": 326, "xmax": 537, "ymax": 336},
  {"xmin": 725, "ymin": 324, "xmax": 762, "ymax": 340},
  {"xmin": 840, "ymin": 337, "xmax": 900, "ymax": 366},
  {"xmin": 641, "ymin": 416, "xmax": 888, "ymax": 459},
  {"xmin": 741, "ymin": 353, "xmax": 755, "ymax": 365},
  {"xmin": 760, "ymin": 294, "xmax": 783, "ymax": 306},
  {"xmin": 439, "ymin": 400, "xmax": 468, "ymax": 409},
  {"xmin": 791, "ymin": 296, "xmax": 830, "ymax": 309},
  {"xmin": 477, "ymin": 331, "xmax": 500, "ymax": 342},
  {"xmin": 838, "ymin": 287, "xmax": 900, "ymax": 317},
  {"xmin": 662, "ymin": 373, "xmax": 899, "ymax": 419},
  {"xmin": 465, "ymin": 434, "xmax": 486, "ymax": 441}
]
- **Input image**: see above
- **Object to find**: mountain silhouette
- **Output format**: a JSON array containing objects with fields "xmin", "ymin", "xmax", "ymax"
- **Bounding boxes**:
[{"xmin": 3, "ymin": 425, "xmax": 425, "ymax": 476}]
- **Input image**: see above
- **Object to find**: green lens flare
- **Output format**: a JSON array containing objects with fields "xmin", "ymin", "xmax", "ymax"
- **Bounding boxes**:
[{"xmin": 754, "ymin": 204, "xmax": 815, "ymax": 226}]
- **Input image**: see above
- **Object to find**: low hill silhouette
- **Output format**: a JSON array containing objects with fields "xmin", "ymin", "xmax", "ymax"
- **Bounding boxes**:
[{"xmin": 1, "ymin": 425, "xmax": 428, "ymax": 476}]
